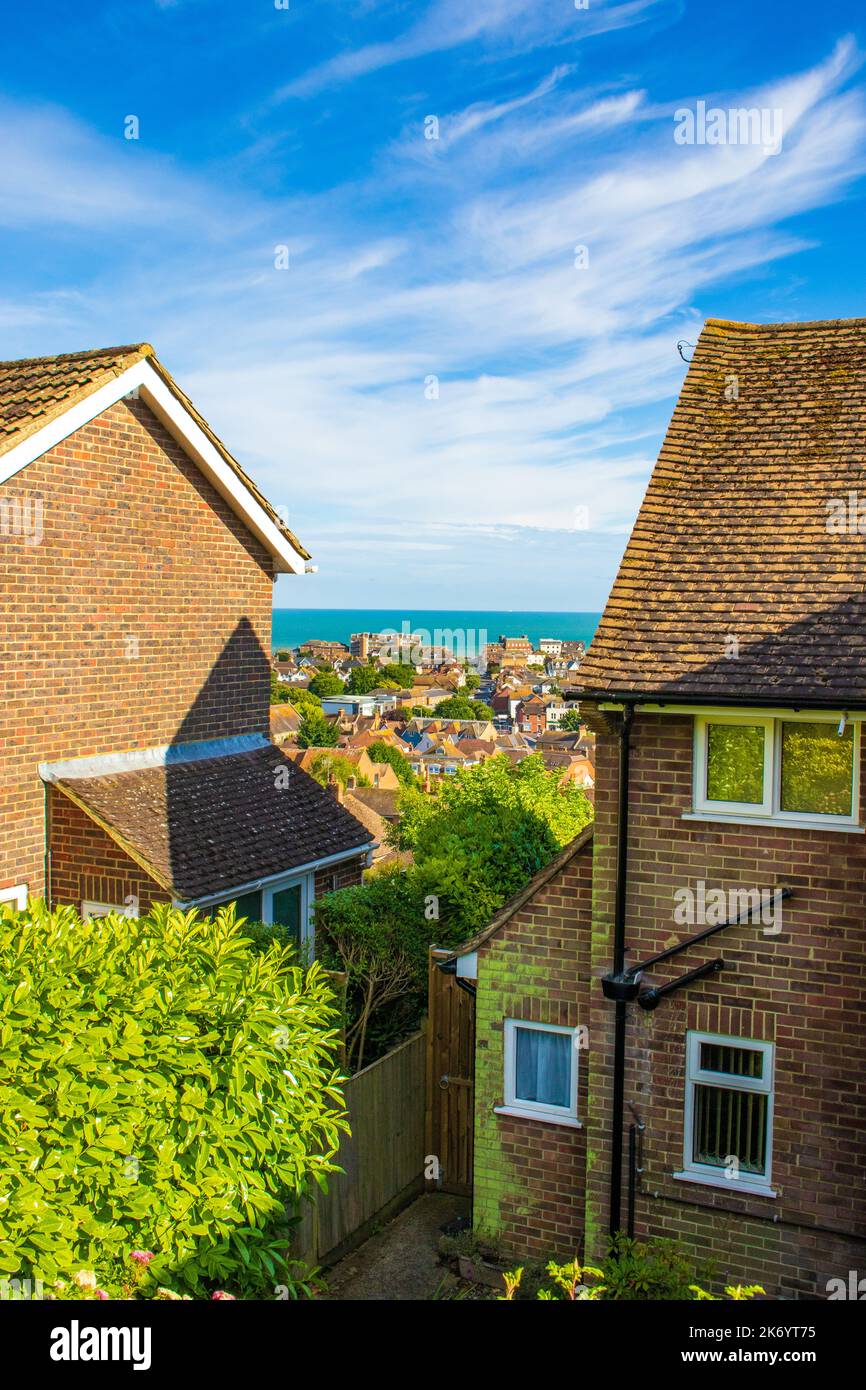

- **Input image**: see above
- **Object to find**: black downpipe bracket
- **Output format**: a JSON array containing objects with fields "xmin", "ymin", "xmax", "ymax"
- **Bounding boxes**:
[{"xmin": 609, "ymin": 702, "xmax": 634, "ymax": 1239}]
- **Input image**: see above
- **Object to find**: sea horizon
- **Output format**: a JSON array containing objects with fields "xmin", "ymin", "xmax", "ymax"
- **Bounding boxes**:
[{"xmin": 271, "ymin": 608, "xmax": 602, "ymax": 652}]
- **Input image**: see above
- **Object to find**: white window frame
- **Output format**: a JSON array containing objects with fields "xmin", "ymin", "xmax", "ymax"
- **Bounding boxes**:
[
  {"xmin": 496, "ymin": 1018, "xmax": 581, "ymax": 1128},
  {"xmin": 675, "ymin": 1031, "xmax": 776, "ymax": 1198},
  {"xmin": 0, "ymin": 884, "xmax": 28, "ymax": 910},
  {"xmin": 691, "ymin": 712, "xmax": 860, "ymax": 831},
  {"xmin": 82, "ymin": 899, "xmax": 134, "ymax": 920}
]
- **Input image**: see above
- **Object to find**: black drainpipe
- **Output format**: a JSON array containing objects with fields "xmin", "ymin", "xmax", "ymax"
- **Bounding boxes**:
[{"xmin": 609, "ymin": 701, "xmax": 634, "ymax": 1239}]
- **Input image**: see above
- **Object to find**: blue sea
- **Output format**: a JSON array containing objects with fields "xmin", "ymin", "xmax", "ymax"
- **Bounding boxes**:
[{"xmin": 271, "ymin": 609, "xmax": 601, "ymax": 652}]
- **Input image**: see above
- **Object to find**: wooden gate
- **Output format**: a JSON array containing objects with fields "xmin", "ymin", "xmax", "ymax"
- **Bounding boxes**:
[{"xmin": 425, "ymin": 947, "xmax": 476, "ymax": 1196}]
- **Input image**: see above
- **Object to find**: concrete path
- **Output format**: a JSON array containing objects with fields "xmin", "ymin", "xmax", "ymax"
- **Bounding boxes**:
[{"xmin": 324, "ymin": 1193, "xmax": 470, "ymax": 1301}]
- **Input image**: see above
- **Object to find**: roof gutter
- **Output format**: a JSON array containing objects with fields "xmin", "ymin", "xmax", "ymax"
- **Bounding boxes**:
[
  {"xmin": 580, "ymin": 692, "xmax": 866, "ymax": 713},
  {"xmin": 174, "ymin": 842, "xmax": 375, "ymax": 910}
]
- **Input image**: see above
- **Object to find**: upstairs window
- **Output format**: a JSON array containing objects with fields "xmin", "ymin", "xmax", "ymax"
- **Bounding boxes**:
[{"xmin": 692, "ymin": 714, "xmax": 859, "ymax": 828}]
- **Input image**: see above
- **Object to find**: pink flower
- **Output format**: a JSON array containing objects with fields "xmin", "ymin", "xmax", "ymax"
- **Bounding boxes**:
[
  {"xmin": 96, "ymin": 1290, "xmax": 109, "ymax": 1300},
  {"xmin": 130, "ymin": 1251, "xmax": 155, "ymax": 1265},
  {"xmin": 211, "ymin": 1291, "xmax": 236, "ymax": 1300}
]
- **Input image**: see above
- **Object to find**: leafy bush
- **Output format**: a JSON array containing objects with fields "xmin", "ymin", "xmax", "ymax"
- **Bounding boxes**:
[
  {"xmin": 502, "ymin": 1240, "xmax": 764, "ymax": 1301},
  {"xmin": 0, "ymin": 900, "xmax": 348, "ymax": 1297},
  {"xmin": 392, "ymin": 754, "xmax": 593, "ymax": 935}
]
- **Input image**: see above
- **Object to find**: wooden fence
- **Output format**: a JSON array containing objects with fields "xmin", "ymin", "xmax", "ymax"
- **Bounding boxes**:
[{"xmin": 292, "ymin": 1027, "xmax": 427, "ymax": 1266}]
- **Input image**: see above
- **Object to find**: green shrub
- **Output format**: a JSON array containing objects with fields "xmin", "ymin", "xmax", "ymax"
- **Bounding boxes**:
[
  {"xmin": 0, "ymin": 900, "xmax": 348, "ymax": 1297},
  {"xmin": 502, "ymin": 1239, "xmax": 764, "ymax": 1301}
]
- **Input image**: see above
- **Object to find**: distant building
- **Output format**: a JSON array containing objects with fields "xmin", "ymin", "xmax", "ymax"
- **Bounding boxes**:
[{"xmin": 298, "ymin": 639, "xmax": 350, "ymax": 664}]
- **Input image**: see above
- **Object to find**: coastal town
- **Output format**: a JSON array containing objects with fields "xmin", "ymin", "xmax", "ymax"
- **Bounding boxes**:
[{"xmin": 270, "ymin": 628, "xmax": 594, "ymax": 856}]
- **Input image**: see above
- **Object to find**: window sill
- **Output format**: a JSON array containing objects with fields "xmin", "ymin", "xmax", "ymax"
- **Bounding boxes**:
[
  {"xmin": 682, "ymin": 811, "xmax": 863, "ymax": 835},
  {"xmin": 673, "ymin": 1170, "xmax": 777, "ymax": 1199},
  {"xmin": 494, "ymin": 1104, "xmax": 582, "ymax": 1129}
]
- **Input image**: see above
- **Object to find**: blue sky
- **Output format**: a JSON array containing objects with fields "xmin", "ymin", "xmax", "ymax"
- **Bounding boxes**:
[{"xmin": 3, "ymin": 0, "xmax": 866, "ymax": 610}]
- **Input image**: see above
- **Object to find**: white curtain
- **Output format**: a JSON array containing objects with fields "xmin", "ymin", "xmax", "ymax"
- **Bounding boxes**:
[{"xmin": 515, "ymin": 1028, "xmax": 570, "ymax": 1107}]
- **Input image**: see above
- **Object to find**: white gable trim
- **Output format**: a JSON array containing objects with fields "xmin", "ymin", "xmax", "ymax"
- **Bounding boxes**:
[{"xmin": 0, "ymin": 359, "xmax": 307, "ymax": 574}]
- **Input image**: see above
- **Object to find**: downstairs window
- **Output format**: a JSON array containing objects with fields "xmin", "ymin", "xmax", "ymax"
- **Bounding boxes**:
[
  {"xmin": 678, "ymin": 1032, "xmax": 775, "ymax": 1195},
  {"xmin": 499, "ymin": 1018, "xmax": 580, "ymax": 1125}
]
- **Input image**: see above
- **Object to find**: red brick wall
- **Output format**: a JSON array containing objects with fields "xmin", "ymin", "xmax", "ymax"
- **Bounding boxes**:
[
  {"xmin": 0, "ymin": 397, "xmax": 274, "ymax": 899},
  {"xmin": 585, "ymin": 710, "xmax": 866, "ymax": 1296},
  {"xmin": 473, "ymin": 842, "xmax": 593, "ymax": 1260},
  {"xmin": 49, "ymin": 791, "xmax": 170, "ymax": 915},
  {"xmin": 314, "ymin": 857, "xmax": 366, "ymax": 898}
]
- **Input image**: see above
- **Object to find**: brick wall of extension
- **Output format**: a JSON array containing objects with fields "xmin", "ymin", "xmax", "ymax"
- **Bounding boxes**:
[
  {"xmin": 48, "ymin": 794, "xmax": 364, "ymax": 918},
  {"xmin": 0, "ymin": 396, "xmax": 275, "ymax": 899},
  {"xmin": 584, "ymin": 710, "xmax": 866, "ymax": 1297},
  {"xmin": 472, "ymin": 844, "xmax": 593, "ymax": 1259}
]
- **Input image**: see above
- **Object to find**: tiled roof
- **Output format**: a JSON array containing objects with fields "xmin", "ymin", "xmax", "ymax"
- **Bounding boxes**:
[
  {"xmin": 54, "ymin": 745, "xmax": 372, "ymax": 902},
  {"xmin": 577, "ymin": 318, "xmax": 866, "ymax": 705},
  {"xmin": 0, "ymin": 343, "xmax": 310, "ymax": 561},
  {"xmin": 348, "ymin": 788, "xmax": 400, "ymax": 819},
  {"xmin": 269, "ymin": 704, "xmax": 301, "ymax": 736}
]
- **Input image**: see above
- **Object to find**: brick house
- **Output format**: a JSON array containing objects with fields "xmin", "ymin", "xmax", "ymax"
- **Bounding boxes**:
[
  {"xmin": 448, "ymin": 317, "xmax": 866, "ymax": 1297},
  {"xmin": 0, "ymin": 344, "xmax": 373, "ymax": 947},
  {"xmin": 515, "ymin": 693, "xmax": 547, "ymax": 736}
]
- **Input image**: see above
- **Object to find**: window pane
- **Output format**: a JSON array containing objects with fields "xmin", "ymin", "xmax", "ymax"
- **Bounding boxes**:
[
  {"xmin": 514, "ymin": 1028, "xmax": 571, "ymax": 1109},
  {"xmin": 211, "ymin": 891, "xmax": 262, "ymax": 921},
  {"xmin": 705, "ymin": 723, "xmax": 765, "ymax": 804},
  {"xmin": 272, "ymin": 885, "xmax": 302, "ymax": 947},
  {"xmin": 699, "ymin": 1042, "xmax": 763, "ymax": 1079},
  {"xmin": 693, "ymin": 1084, "xmax": 768, "ymax": 1175},
  {"xmin": 780, "ymin": 721, "xmax": 854, "ymax": 816}
]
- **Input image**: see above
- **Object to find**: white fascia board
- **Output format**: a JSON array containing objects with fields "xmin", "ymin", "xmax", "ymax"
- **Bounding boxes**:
[
  {"xmin": 174, "ymin": 842, "xmax": 376, "ymax": 909},
  {"xmin": 39, "ymin": 733, "xmax": 269, "ymax": 783},
  {"xmin": 0, "ymin": 360, "xmax": 307, "ymax": 575},
  {"xmin": 456, "ymin": 951, "xmax": 478, "ymax": 979}
]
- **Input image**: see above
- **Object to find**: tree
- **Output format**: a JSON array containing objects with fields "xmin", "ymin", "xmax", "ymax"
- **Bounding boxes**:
[
  {"xmin": 308, "ymin": 670, "xmax": 345, "ymax": 698},
  {"xmin": 291, "ymin": 687, "xmax": 323, "ymax": 714},
  {"xmin": 558, "ymin": 709, "xmax": 582, "ymax": 732},
  {"xmin": 393, "ymin": 754, "xmax": 593, "ymax": 936},
  {"xmin": 308, "ymin": 751, "xmax": 370, "ymax": 790},
  {"xmin": 463, "ymin": 672, "xmax": 481, "ymax": 692},
  {"xmin": 367, "ymin": 740, "xmax": 417, "ymax": 787},
  {"xmin": 433, "ymin": 694, "xmax": 495, "ymax": 720},
  {"xmin": 315, "ymin": 873, "xmax": 436, "ymax": 1070},
  {"xmin": 380, "ymin": 662, "xmax": 417, "ymax": 687},
  {"xmin": 275, "ymin": 650, "xmax": 291, "ymax": 663},
  {"xmin": 297, "ymin": 710, "xmax": 339, "ymax": 748},
  {"xmin": 270, "ymin": 671, "xmax": 293, "ymax": 705},
  {"xmin": 346, "ymin": 664, "xmax": 379, "ymax": 694}
]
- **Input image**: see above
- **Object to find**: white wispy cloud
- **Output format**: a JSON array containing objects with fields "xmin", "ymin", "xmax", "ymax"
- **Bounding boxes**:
[
  {"xmin": 2, "ymin": 34, "xmax": 865, "ymax": 606},
  {"xmin": 275, "ymin": 0, "xmax": 666, "ymax": 100}
]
